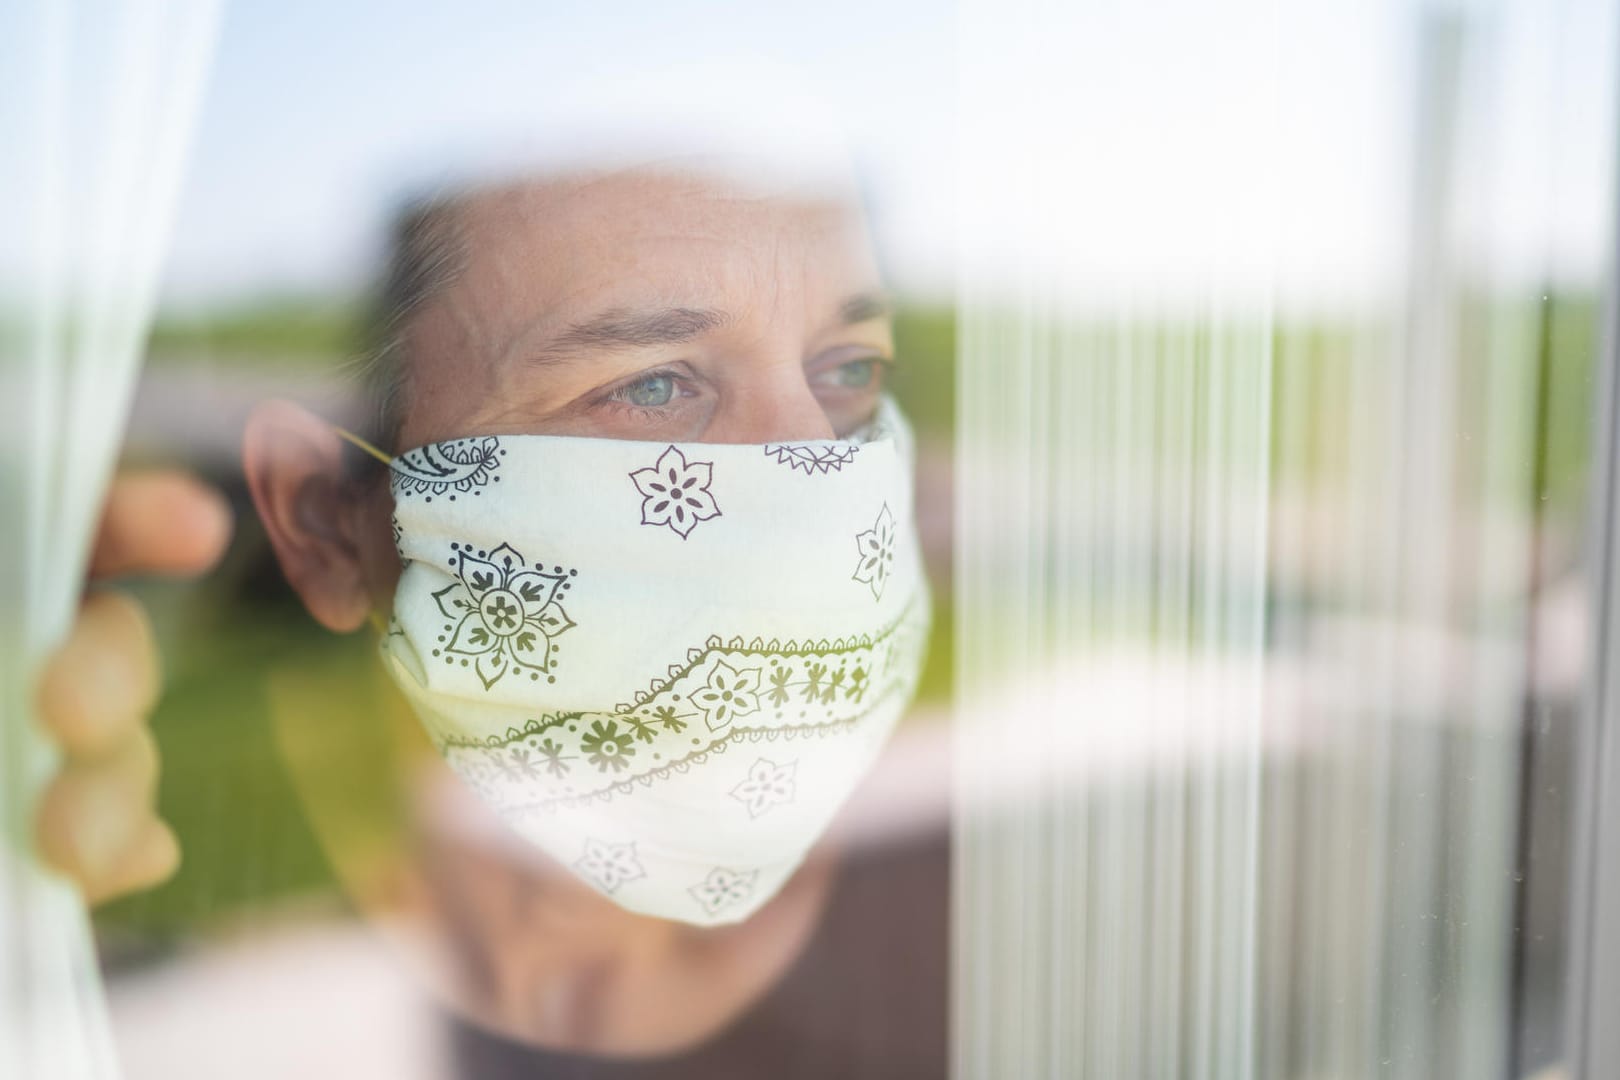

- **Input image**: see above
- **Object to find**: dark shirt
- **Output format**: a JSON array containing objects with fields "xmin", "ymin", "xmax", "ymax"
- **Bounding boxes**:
[{"xmin": 447, "ymin": 831, "xmax": 949, "ymax": 1079}]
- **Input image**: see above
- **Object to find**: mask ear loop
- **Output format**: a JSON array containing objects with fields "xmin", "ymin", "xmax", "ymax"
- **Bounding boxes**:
[{"xmin": 332, "ymin": 426, "xmax": 394, "ymax": 467}]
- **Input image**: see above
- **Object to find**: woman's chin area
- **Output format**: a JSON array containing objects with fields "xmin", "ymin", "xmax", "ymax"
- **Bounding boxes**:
[{"xmin": 388, "ymin": 779, "xmax": 840, "ymax": 1060}]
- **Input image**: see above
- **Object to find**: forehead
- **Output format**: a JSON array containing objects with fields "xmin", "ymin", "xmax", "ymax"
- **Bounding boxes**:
[{"xmin": 446, "ymin": 171, "xmax": 877, "ymax": 342}]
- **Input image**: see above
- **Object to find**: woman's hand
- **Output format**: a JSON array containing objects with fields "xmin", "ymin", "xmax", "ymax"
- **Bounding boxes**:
[{"xmin": 33, "ymin": 470, "xmax": 232, "ymax": 905}]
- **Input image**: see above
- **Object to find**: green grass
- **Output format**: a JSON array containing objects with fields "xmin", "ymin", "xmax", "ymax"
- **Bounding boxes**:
[
  {"xmin": 891, "ymin": 304, "xmax": 956, "ymax": 440},
  {"xmin": 147, "ymin": 295, "xmax": 363, "ymax": 363},
  {"xmin": 94, "ymin": 604, "xmax": 340, "ymax": 939}
]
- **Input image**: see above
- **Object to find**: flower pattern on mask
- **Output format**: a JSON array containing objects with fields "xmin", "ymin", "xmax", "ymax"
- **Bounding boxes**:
[
  {"xmin": 580, "ymin": 719, "xmax": 637, "ymax": 773},
  {"xmin": 391, "ymin": 436, "xmax": 506, "ymax": 502},
  {"xmin": 693, "ymin": 659, "xmax": 762, "ymax": 731},
  {"xmin": 689, "ymin": 867, "xmax": 758, "ymax": 916},
  {"xmin": 575, "ymin": 838, "xmax": 646, "ymax": 894},
  {"xmin": 730, "ymin": 758, "xmax": 797, "ymax": 818},
  {"xmin": 629, "ymin": 445, "xmax": 721, "ymax": 538},
  {"xmin": 432, "ymin": 542, "xmax": 577, "ymax": 690},
  {"xmin": 490, "ymin": 744, "xmax": 547, "ymax": 783},
  {"xmin": 763, "ymin": 442, "xmax": 860, "ymax": 475},
  {"xmin": 435, "ymin": 597, "xmax": 928, "ymax": 816},
  {"xmin": 535, "ymin": 737, "xmax": 574, "ymax": 778},
  {"xmin": 651, "ymin": 705, "xmax": 687, "ymax": 733},
  {"xmin": 851, "ymin": 503, "xmax": 897, "ymax": 600}
]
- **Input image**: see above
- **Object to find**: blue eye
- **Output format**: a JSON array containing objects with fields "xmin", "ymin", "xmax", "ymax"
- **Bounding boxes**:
[
  {"xmin": 621, "ymin": 373, "xmax": 675, "ymax": 407},
  {"xmin": 834, "ymin": 359, "xmax": 877, "ymax": 388}
]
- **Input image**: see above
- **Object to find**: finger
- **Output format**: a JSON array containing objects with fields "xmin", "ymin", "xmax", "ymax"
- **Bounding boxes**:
[
  {"xmin": 42, "ymin": 811, "xmax": 180, "ymax": 908},
  {"xmin": 36, "ymin": 590, "xmax": 160, "ymax": 759},
  {"xmin": 89, "ymin": 470, "xmax": 233, "ymax": 580},
  {"xmin": 34, "ymin": 728, "xmax": 165, "ymax": 898},
  {"xmin": 88, "ymin": 817, "xmax": 181, "ymax": 907}
]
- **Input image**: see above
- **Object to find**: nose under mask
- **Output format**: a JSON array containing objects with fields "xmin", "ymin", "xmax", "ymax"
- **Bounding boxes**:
[{"xmin": 379, "ymin": 398, "xmax": 930, "ymax": 925}]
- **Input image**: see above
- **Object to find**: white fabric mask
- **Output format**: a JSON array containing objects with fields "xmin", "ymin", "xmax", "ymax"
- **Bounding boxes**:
[{"xmin": 380, "ymin": 398, "xmax": 929, "ymax": 925}]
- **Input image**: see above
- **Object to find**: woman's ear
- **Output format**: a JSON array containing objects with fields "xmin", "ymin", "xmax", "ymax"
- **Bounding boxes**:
[{"xmin": 242, "ymin": 399, "xmax": 375, "ymax": 633}]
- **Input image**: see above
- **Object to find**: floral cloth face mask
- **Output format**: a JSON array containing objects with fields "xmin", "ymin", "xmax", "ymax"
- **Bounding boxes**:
[{"xmin": 377, "ymin": 397, "xmax": 930, "ymax": 925}]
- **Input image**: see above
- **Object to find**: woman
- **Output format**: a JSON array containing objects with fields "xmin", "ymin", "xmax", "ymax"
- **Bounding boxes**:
[{"xmin": 36, "ymin": 162, "xmax": 947, "ymax": 1076}]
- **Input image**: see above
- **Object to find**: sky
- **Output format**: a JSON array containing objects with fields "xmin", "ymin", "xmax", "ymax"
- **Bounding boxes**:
[
  {"xmin": 152, "ymin": 0, "xmax": 1616, "ymax": 314},
  {"xmin": 157, "ymin": 0, "xmax": 957, "ymax": 309},
  {"xmin": 956, "ymin": 0, "xmax": 1618, "ymax": 310}
]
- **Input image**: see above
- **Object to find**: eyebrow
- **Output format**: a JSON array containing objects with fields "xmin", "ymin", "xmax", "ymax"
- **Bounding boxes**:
[
  {"xmin": 839, "ymin": 291, "xmax": 891, "ymax": 325},
  {"xmin": 527, "ymin": 291, "xmax": 891, "ymax": 367},
  {"xmin": 531, "ymin": 306, "xmax": 732, "ymax": 365}
]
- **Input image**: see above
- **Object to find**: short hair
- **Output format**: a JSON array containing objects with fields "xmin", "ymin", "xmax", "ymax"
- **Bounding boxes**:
[{"xmin": 349, "ymin": 191, "xmax": 468, "ymax": 465}]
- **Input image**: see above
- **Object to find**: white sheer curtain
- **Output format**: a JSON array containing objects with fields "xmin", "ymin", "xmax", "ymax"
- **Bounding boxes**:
[
  {"xmin": 955, "ymin": 0, "xmax": 1617, "ymax": 1077},
  {"xmin": 0, "ymin": 2, "xmax": 220, "ymax": 1077}
]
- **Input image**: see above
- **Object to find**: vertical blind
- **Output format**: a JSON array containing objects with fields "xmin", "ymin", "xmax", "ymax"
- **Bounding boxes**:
[{"xmin": 955, "ymin": 1, "xmax": 1617, "ymax": 1077}]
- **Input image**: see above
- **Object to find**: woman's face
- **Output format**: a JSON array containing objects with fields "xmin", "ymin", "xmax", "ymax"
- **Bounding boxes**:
[
  {"xmin": 338, "ymin": 170, "xmax": 896, "ymax": 616},
  {"xmin": 247, "ymin": 167, "xmax": 893, "ymax": 635}
]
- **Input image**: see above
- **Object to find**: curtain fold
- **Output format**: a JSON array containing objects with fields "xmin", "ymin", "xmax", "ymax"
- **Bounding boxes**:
[{"xmin": 0, "ymin": 3, "xmax": 221, "ymax": 1077}]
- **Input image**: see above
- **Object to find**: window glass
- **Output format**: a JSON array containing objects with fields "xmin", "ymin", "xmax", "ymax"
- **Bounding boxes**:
[{"xmin": 8, "ymin": 2, "xmax": 1617, "ymax": 1079}]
